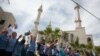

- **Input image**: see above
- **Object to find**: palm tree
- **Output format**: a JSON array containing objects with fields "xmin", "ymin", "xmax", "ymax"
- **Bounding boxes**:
[
  {"xmin": 43, "ymin": 25, "xmax": 60, "ymax": 42},
  {"xmin": 43, "ymin": 24, "xmax": 61, "ymax": 56},
  {"xmin": 43, "ymin": 23, "xmax": 53, "ymax": 43},
  {"xmin": 49, "ymin": 28, "xmax": 60, "ymax": 56},
  {"xmin": 52, "ymin": 28, "xmax": 61, "ymax": 40}
]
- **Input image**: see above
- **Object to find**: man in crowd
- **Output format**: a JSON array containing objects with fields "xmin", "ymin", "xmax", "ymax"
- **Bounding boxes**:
[
  {"xmin": 12, "ymin": 35, "xmax": 25, "ymax": 56},
  {"xmin": 7, "ymin": 24, "xmax": 17, "ymax": 38},
  {"xmin": 6, "ymin": 32, "xmax": 17, "ymax": 56},
  {"xmin": 0, "ymin": 31, "xmax": 8, "ymax": 56},
  {"xmin": 37, "ymin": 39, "xmax": 45, "ymax": 56},
  {"xmin": 59, "ymin": 43, "xmax": 65, "ymax": 56},
  {"xmin": 26, "ymin": 35, "xmax": 36, "ymax": 56}
]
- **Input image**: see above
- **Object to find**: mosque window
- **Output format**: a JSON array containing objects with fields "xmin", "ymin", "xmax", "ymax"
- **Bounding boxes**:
[
  {"xmin": 70, "ymin": 34, "xmax": 74, "ymax": 42},
  {"xmin": 63, "ymin": 32, "xmax": 68, "ymax": 42},
  {"xmin": 87, "ymin": 37, "xmax": 92, "ymax": 42}
]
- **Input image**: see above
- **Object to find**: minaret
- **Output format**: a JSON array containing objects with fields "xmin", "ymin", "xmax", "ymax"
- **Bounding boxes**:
[
  {"xmin": 32, "ymin": 5, "xmax": 43, "ymax": 36},
  {"xmin": 74, "ymin": 4, "xmax": 82, "ymax": 28},
  {"xmin": 48, "ymin": 20, "xmax": 52, "ymax": 28}
]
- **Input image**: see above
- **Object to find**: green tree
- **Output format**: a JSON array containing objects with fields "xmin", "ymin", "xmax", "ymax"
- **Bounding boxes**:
[
  {"xmin": 70, "ymin": 37, "xmax": 79, "ymax": 49},
  {"xmin": 52, "ymin": 28, "xmax": 61, "ymax": 39},
  {"xmin": 75, "ymin": 37, "xmax": 79, "ymax": 47},
  {"xmin": 49, "ymin": 28, "xmax": 60, "ymax": 56},
  {"xmin": 86, "ymin": 37, "xmax": 93, "ymax": 49},
  {"xmin": 95, "ymin": 46, "xmax": 100, "ymax": 56},
  {"xmin": 79, "ymin": 44, "xmax": 86, "ymax": 48},
  {"xmin": 43, "ymin": 25, "xmax": 60, "ymax": 56},
  {"xmin": 43, "ymin": 24, "xmax": 53, "ymax": 43}
]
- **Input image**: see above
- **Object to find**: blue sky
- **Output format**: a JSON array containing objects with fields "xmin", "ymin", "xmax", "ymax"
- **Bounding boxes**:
[{"xmin": 0, "ymin": 0, "xmax": 100, "ymax": 46}]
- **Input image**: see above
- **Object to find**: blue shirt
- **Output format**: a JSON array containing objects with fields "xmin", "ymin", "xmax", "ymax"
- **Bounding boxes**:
[
  {"xmin": 12, "ymin": 42, "xmax": 24, "ymax": 56},
  {"xmin": 27, "ymin": 40, "xmax": 35, "ymax": 52},
  {"xmin": 6, "ymin": 38, "xmax": 16, "ymax": 52},
  {"xmin": 75, "ymin": 53, "xmax": 80, "ymax": 56},
  {"xmin": 0, "ymin": 34, "xmax": 8, "ymax": 50},
  {"xmin": 52, "ymin": 48, "xmax": 56, "ymax": 55},
  {"xmin": 44, "ymin": 47, "xmax": 50, "ymax": 55},
  {"xmin": 59, "ymin": 48, "xmax": 65, "ymax": 56},
  {"xmin": 52, "ymin": 47, "xmax": 59, "ymax": 56},
  {"xmin": 37, "ymin": 43, "xmax": 45, "ymax": 54}
]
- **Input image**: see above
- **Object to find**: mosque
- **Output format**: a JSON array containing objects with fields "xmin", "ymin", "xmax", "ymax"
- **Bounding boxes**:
[
  {"xmin": 0, "ymin": 4, "xmax": 93, "ymax": 46},
  {"xmin": 32, "ymin": 4, "xmax": 93, "ymax": 46}
]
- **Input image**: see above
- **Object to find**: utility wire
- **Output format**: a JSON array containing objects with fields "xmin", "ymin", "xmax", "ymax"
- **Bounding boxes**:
[{"xmin": 72, "ymin": 0, "xmax": 100, "ymax": 21}]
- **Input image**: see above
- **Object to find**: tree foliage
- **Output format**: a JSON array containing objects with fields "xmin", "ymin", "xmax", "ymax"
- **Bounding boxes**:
[
  {"xmin": 95, "ymin": 46, "xmax": 100, "ymax": 56},
  {"xmin": 43, "ymin": 25, "xmax": 61, "ymax": 56},
  {"xmin": 75, "ymin": 37, "xmax": 79, "ymax": 46},
  {"xmin": 43, "ymin": 25, "xmax": 60, "ymax": 43},
  {"xmin": 86, "ymin": 37, "xmax": 93, "ymax": 49}
]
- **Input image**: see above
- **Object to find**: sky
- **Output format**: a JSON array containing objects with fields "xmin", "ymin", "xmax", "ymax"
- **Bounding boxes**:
[{"xmin": 0, "ymin": 0, "xmax": 100, "ymax": 46}]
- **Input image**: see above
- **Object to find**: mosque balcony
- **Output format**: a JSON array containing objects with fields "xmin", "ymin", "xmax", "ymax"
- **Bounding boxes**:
[
  {"xmin": 38, "ymin": 9, "xmax": 43, "ymax": 12},
  {"xmin": 34, "ymin": 21, "xmax": 39, "ymax": 25},
  {"xmin": 75, "ymin": 20, "xmax": 81, "ymax": 22}
]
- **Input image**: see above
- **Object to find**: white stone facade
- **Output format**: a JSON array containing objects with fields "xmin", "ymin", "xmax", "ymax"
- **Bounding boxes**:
[
  {"xmin": 0, "ymin": 7, "xmax": 16, "ymax": 33},
  {"xmin": 60, "ymin": 4, "xmax": 93, "ymax": 45},
  {"xmin": 61, "ymin": 27, "xmax": 92, "ymax": 45}
]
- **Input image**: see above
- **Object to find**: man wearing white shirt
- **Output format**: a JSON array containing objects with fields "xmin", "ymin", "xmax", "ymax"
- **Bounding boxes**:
[{"xmin": 7, "ymin": 24, "xmax": 17, "ymax": 38}]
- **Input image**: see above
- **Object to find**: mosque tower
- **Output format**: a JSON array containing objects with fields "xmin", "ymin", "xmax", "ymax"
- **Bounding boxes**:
[
  {"xmin": 32, "ymin": 5, "xmax": 43, "ymax": 36},
  {"xmin": 74, "ymin": 4, "xmax": 87, "ymax": 44},
  {"xmin": 74, "ymin": 4, "xmax": 82, "ymax": 28}
]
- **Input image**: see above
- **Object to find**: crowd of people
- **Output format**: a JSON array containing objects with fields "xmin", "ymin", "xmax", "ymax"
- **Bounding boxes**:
[{"xmin": 0, "ymin": 24, "xmax": 96, "ymax": 56}]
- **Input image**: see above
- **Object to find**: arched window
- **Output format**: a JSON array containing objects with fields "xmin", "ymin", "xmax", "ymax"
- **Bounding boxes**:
[
  {"xmin": 87, "ymin": 37, "xmax": 92, "ymax": 42},
  {"xmin": 63, "ymin": 32, "xmax": 68, "ymax": 42},
  {"xmin": 70, "ymin": 34, "xmax": 74, "ymax": 42},
  {"xmin": 87, "ymin": 37, "xmax": 93, "ymax": 49}
]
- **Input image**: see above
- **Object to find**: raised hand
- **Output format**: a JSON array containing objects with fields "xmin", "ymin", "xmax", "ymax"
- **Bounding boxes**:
[{"xmin": 17, "ymin": 35, "xmax": 22, "ymax": 40}]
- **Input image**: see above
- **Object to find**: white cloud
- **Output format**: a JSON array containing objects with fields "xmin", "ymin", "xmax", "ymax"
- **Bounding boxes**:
[{"xmin": 1, "ymin": 0, "xmax": 100, "ymax": 46}]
